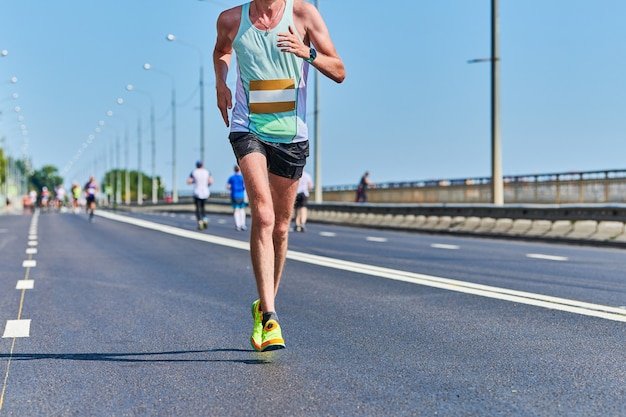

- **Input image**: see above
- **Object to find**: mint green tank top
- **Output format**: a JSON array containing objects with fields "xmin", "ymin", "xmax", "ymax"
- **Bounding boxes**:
[{"xmin": 231, "ymin": 0, "xmax": 310, "ymax": 143}]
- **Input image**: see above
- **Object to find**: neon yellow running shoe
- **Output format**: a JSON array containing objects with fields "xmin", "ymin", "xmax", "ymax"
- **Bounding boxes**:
[
  {"xmin": 261, "ymin": 317, "xmax": 285, "ymax": 352},
  {"xmin": 250, "ymin": 299, "xmax": 263, "ymax": 351}
]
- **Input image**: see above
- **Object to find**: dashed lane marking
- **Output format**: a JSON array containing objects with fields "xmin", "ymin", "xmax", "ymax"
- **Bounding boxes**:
[
  {"xmin": 95, "ymin": 211, "xmax": 626, "ymax": 323},
  {"xmin": 1, "ymin": 210, "xmax": 38, "ymax": 411},
  {"xmin": 366, "ymin": 237, "xmax": 388, "ymax": 242},
  {"xmin": 526, "ymin": 253, "xmax": 569, "ymax": 262},
  {"xmin": 319, "ymin": 232, "xmax": 336, "ymax": 237},
  {"xmin": 431, "ymin": 243, "xmax": 460, "ymax": 250},
  {"xmin": 1, "ymin": 320, "xmax": 31, "ymax": 338},
  {"xmin": 16, "ymin": 281, "xmax": 34, "ymax": 290}
]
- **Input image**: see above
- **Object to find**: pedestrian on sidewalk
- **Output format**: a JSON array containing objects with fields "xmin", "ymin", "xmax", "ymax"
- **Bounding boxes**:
[{"xmin": 355, "ymin": 171, "xmax": 375, "ymax": 203}]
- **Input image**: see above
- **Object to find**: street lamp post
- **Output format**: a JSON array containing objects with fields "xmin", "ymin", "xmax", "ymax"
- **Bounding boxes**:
[
  {"xmin": 468, "ymin": 0, "xmax": 503, "ymax": 205},
  {"xmin": 106, "ymin": 110, "xmax": 128, "ymax": 205},
  {"xmin": 117, "ymin": 98, "xmax": 142, "ymax": 205},
  {"xmin": 166, "ymin": 34, "xmax": 205, "ymax": 165},
  {"xmin": 127, "ymin": 84, "xmax": 157, "ymax": 204},
  {"xmin": 117, "ymin": 98, "xmax": 141, "ymax": 205},
  {"xmin": 312, "ymin": 1, "xmax": 321, "ymax": 203},
  {"xmin": 144, "ymin": 63, "xmax": 178, "ymax": 203}
]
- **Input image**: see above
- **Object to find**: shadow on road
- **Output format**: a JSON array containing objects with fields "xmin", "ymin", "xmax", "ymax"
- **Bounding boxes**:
[{"xmin": 0, "ymin": 348, "xmax": 272, "ymax": 365}]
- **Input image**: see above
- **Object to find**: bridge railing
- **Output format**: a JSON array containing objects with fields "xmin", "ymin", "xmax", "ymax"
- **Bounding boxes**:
[{"xmin": 322, "ymin": 169, "xmax": 626, "ymax": 204}]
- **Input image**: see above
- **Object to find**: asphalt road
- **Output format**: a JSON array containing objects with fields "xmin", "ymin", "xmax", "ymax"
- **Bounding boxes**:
[{"xmin": 0, "ymin": 208, "xmax": 625, "ymax": 416}]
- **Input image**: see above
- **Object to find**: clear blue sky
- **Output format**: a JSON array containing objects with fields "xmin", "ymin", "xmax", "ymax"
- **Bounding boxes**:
[{"xmin": 1, "ymin": 0, "xmax": 625, "ymax": 193}]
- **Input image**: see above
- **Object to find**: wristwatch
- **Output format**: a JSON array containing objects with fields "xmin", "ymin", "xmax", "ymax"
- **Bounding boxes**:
[{"xmin": 306, "ymin": 48, "xmax": 317, "ymax": 63}]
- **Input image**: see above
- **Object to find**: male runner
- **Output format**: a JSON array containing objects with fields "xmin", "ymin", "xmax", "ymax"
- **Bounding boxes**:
[
  {"xmin": 226, "ymin": 165, "xmax": 247, "ymax": 231},
  {"xmin": 187, "ymin": 161, "xmax": 213, "ymax": 230},
  {"xmin": 214, "ymin": 0, "xmax": 345, "ymax": 351}
]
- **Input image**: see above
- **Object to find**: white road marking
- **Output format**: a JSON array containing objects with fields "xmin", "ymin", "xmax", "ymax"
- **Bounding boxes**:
[
  {"xmin": 526, "ymin": 253, "xmax": 569, "ymax": 262},
  {"xmin": 96, "ymin": 211, "xmax": 626, "ymax": 322},
  {"xmin": 28, "ymin": 235, "xmax": 37, "ymax": 240},
  {"xmin": 22, "ymin": 260, "xmax": 36, "ymax": 268},
  {"xmin": 26, "ymin": 248, "xmax": 37, "ymax": 255},
  {"xmin": 431, "ymin": 243, "xmax": 460, "ymax": 250},
  {"xmin": 319, "ymin": 232, "xmax": 337, "ymax": 237},
  {"xmin": 16, "ymin": 280, "xmax": 34, "ymax": 290},
  {"xmin": 2, "ymin": 320, "xmax": 31, "ymax": 338},
  {"xmin": 28, "ymin": 241, "xmax": 37, "ymax": 247},
  {"xmin": 366, "ymin": 237, "xmax": 388, "ymax": 242}
]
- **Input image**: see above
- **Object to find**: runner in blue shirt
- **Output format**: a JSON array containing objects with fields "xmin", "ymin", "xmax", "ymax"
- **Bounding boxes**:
[{"xmin": 227, "ymin": 165, "xmax": 247, "ymax": 231}]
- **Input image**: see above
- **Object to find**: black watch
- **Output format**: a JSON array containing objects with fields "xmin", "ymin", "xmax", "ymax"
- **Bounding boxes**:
[{"xmin": 306, "ymin": 48, "xmax": 317, "ymax": 63}]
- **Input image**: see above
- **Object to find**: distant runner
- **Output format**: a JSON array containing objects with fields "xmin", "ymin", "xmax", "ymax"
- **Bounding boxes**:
[{"xmin": 84, "ymin": 176, "xmax": 99, "ymax": 222}]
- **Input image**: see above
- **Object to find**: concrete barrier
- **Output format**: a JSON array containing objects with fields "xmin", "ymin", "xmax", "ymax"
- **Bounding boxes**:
[{"xmin": 113, "ymin": 200, "xmax": 626, "ymax": 248}]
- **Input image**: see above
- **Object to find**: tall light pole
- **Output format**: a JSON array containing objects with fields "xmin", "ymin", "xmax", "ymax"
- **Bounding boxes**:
[
  {"xmin": 144, "ymin": 63, "xmax": 178, "ymax": 203},
  {"xmin": 468, "ymin": 0, "xmax": 503, "ymax": 205},
  {"xmin": 106, "ymin": 110, "xmax": 128, "ymax": 205},
  {"xmin": 117, "ymin": 98, "xmax": 142, "ymax": 205},
  {"xmin": 120, "ymin": 93, "xmax": 147, "ymax": 206},
  {"xmin": 127, "ymin": 84, "xmax": 157, "ymax": 204},
  {"xmin": 166, "ymin": 34, "xmax": 205, "ymax": 165},
  {"xmin": 312, "ymin": 0, "xmax": 322, "ymax": 203}
]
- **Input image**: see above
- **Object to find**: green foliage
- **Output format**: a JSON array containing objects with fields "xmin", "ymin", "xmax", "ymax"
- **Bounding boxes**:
[
  {"xmin": 101, "ymin": 169, "xmax": 165, "ymax": 202},
  {"xmin": 29, "ymin": 165, "xmax": 63, "ymax": 194}
]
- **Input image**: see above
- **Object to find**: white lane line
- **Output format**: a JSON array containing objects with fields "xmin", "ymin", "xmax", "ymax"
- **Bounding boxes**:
[
  {"xmin": 25, "ymin": 248, "xmax": 37, "ymax": 255},
  {"xmin": 366, "ymin": 237, "xmax": 388, "ymax": 242},
  {"xmin": 28, "ymin": 241, "xmax": 37, "ymax": 247},
  {"xmin": 431, "ymin": 243, "xmax": 460, "ymax": 250},
  {"xmin": 28, "ymin": 235, "xmax": 37, "ymax": 240},
  {"xmin": 2, "ymin": 320, "xmax": 31, "ymax": 338},
  {"xmin": 319, "ymin": 232, "xmax": 336, "ymax": 237},
  {"xmin": 527, "ymin": 253, "xmax": 569, "ymax": 262},
  {"xmin": 96, "ymin": 211, "xmax": 626, "ymax": 322},
  {"xmin": 22, "ymin": 260, "xmax": 36, "ymax": 268},
  {"xmin": 16, "ymin": 281, "xmax": 34, "ymax": 290}
]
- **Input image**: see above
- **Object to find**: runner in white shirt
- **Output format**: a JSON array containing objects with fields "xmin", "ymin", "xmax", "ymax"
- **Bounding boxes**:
[
  {"xmin": 294, "ymin": 171, "xmax": 312, "ymax": 232},
  {"xmin": 187, "ymin": 161, "xmax": 213, "ymax": 230}
]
